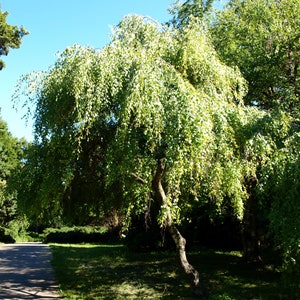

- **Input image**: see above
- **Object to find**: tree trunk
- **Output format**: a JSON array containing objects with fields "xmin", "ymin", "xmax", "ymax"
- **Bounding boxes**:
[
  {"xmin": 152, "ymin": 158, "xmax": 204, "ymax": 296},
  {"xmin": 242, "ymin": 176, "xmax": 262, "ymax": 262}
]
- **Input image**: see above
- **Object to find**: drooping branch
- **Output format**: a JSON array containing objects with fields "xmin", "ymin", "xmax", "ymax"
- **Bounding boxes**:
[{"xmin": 131, "ymin": 172, "xmax": 147, "ymax": 184}]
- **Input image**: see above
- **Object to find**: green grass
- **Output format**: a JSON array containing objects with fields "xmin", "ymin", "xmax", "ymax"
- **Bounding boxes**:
[{"xmin": 50, "ymin": 243, "xmax": 288, "ymax": 299}]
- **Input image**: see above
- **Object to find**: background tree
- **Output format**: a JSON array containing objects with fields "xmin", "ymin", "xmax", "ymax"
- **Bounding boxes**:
[
  {"xmin": 9, "ymin": 141, "xmax": 65, "ymax": 228},
  {"xmin": 210, "ymin": 0, "xmax": 300, "ymax": 115},
  {"xmin": 0, "ymin": 7, "xmax": 28, "ymax": 70},
  {"xmin": 172, "ymin": 0, "xmax": 300, "ymax": 261},
  {"xmin": 167, "ymin": 0, "xmax": 214, "ymax": 28},
  {"xmin": 12, "ymin": 135, "xmax": 108, "ymax": 228},
  {"xmin": 207, "ymin": 0, "xmax": 300, "ymax": 290},
  {"xmin": 0, "ymin": 116, "xmax": 26, "ymax": 239},
  {"xmin": 0, "ymin": 7, "xmax": 28, "ymax": 232},
  {"xmin": 257, "ymin": 125, "xmax": 300, "ymax": 295}
]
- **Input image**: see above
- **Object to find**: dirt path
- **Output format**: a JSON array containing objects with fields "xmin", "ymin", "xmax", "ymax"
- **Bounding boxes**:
[{"xmin": 0, "ymin": 242, "xmax": 62, "ymax": 299}]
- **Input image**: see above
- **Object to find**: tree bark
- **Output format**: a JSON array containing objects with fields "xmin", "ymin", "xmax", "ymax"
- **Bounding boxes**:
[
  {"xmin": 242, "ymin": 176, "xmax": 262, "ymax": 262},
  {"xmin": 152, "ymin": 158, "xmax": 203, "ymax": 295}
]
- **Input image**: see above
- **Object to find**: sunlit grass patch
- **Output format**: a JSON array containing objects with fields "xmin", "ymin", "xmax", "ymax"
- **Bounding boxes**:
[{"xmin": 109, "ymin": 281, "xmax": 161, "ymax": 299}]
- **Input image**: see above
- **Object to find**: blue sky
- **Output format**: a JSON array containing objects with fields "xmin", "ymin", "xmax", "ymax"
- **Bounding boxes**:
[{"xmin": 0, "ymin": 0, "xmax": 226, "ymax": 141}]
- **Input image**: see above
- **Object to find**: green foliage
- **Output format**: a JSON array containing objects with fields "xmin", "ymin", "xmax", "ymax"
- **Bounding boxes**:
[
  {"xmin": 43, "ymin": 226, "xmax": 109, "ymax": 243},
  {"xmin": 168, "ymin": 0, "xmax": 215, "ymax": 28},
  {"xmin": 0, "ymin": 191, "xmax": 16, "ymax": 226},
  {"xmin": 0, "ymin": 9, "xmax": 28, "ymax": 69},
  {"xmin": 8, "ymin": 142, "xmax": 65, "ymax": 227},
  {"xmin": 211, "ymin": 0, "xmax": 300, "ymax": 115},
  {"xmin": 14, "ymin": 15, "xmax": 264, "ymax": 230},
  {"xmin": 258, "ymin": 131, "xmax": 300, "ymax": 295},
  {"xmin": 10, "ymin": 129, "xmax": 109, "ymax": 226},
  {"xmin": 0, "ymin": 227, "xmax": 15, "ymax": 243},
  {"xmin": 207, "ymin": 0, "xmax": 300, "ymax": 289},
  {"xmin": 0, "ymin": 117, "xmax": 24, "ymax": 180},
  {"xmin": 10, "ymin": 2, "xmax": 300, "ymax": 295},
  {"xmin": 0, "ymin": 117, "xmax": 26, "ymax": 233},
  {"xmin": 6, "ymin": 215, "xmax": 29, "ymax": 242}
]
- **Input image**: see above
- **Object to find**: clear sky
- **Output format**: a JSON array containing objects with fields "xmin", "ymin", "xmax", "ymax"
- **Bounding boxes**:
[{"xmin": 0, "ymin": 0, "xmax": 226, "ymax": 141}]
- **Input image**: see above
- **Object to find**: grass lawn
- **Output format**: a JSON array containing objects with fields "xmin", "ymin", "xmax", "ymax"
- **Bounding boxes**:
[{"xmin": 50, "ymin": 243, "xmax": 289, "ymax": 299}]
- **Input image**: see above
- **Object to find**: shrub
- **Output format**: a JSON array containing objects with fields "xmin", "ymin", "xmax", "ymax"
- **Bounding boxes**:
[
  {"xmin": 7, "ymin": 216, "xmax": 29, "ymax": 241},
  {"xmin": 43, "ymin": 226, "xmax": 111, "ymax": 243},
  {"xmin": 0, "ymin": 227, "xmax": 15, "ymax": 243}
]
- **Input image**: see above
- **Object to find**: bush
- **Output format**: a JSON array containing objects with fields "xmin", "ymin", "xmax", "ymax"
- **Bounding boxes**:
[
  {"xmin": 7, "ymin": 216, "xmax": 29, "ymax": 242},
  {"xmin": 43, "ymin": 226, "xmax": 112, "ymax": 243},
  {"xmin": 0, "ymin": 227, "xmax": 15, "ymax": 243}
]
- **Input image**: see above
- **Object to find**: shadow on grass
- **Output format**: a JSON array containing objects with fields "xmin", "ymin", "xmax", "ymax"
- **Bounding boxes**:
[
  {"xmin": 188, "ymin": 248, "xmax": 286, "ymax": 300},
  {"xmin": 51, "ymin": 243, "xmax": 287, "ymax": 300}
]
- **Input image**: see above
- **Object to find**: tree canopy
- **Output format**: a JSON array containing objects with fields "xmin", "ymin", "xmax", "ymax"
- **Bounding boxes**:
[
  {"xmin": 15, "ymin": 15, "xmax": 277, "ymax": 292},
  {"xmin": 167, "ymin": 0, "xmax": 214, "ymax": 28},
  {"xmin": 0, "ymin": 8, "xmax": 28, "ymax": 70},
  {"xmin": 211, "ymin": 0, "xmax": 300, "ymax": 115},
  {"xmin": 16, "ymin": 15, "xmax": 259, "ymax": 224},
  {"xmin": 209, "ymin": 0, "xmax": 300, "ymax": 292},
  {"xmin": 167, "ymin": 0, "xmax": 300, "ymax": 278},
  {"xmin": 0, "ymin": 116, "xmax": 25, "ymax": 230}
]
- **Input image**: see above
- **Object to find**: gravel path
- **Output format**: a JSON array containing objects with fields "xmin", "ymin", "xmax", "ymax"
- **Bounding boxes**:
[{"xmin": 0, "ymin": 242, "xmax": 62, "ymax": 299}]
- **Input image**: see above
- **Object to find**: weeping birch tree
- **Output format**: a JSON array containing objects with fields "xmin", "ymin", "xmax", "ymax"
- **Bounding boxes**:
[{"xmin": 16, "ymin": 15, "xmax": 266, "ymax": 293}]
